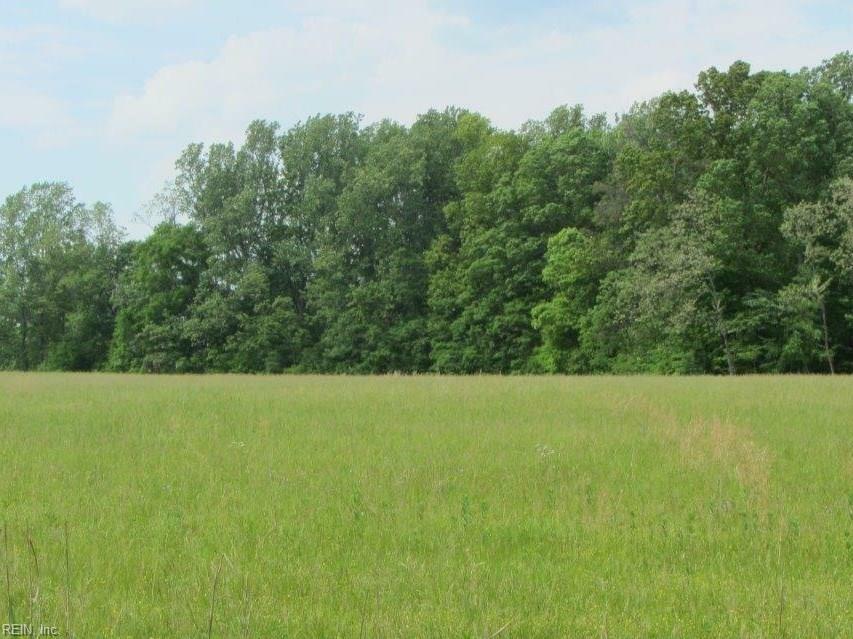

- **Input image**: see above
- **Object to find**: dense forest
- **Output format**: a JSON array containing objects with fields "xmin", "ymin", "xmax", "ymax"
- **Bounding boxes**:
[{"xmin": 2, "ymin": 55, "xmax": 852, "ymax": 374}]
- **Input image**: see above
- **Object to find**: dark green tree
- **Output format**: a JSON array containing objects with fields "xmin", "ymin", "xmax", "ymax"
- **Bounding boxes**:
[
  {"xmin": 108, "ymin": 223, "xmax": 208, "ymax": 372},
  {"xmin": 0, "ymin": 183, "xmax": 122, "ymax": 370}
]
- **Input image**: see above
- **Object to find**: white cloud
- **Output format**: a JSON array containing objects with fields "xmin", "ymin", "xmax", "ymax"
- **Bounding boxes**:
[
  {"xmin": 0, "ymin": 89, "xmax": 66, "ymax": 129},
  {"xmin": 0, "ymin": 25, "xmax": 84, "ymax": 149},
  {"xmin": 0, "ymin": 88, "xmax": 78, "ymax": 148},
  {"xmin": 107, "ymin": 0, "xmax": 851, "ymax": 148},
  {"xmin": 59, "ymin": 0, "xmax": 197, "ymax": 23},
  {"xmin": 108, "ymin": 2, "xmax": 464, "ymax": 142},
  {"xmin": 0, "ymin": 25, "xmax": 84, "ymax": 77}
]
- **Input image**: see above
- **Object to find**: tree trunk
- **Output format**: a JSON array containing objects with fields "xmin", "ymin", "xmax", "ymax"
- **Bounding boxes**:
[
  {"xmin": 710, "ymin": 290, "xmax": 736, "ymax": 376},
  {"xmin": 720, "ymin": 327, "xmax": 736, "ymax": 376},
  {"xmin": 19, "ymin": 308, "xmax": 29, "ymax": 371},
  {"xmin": 819, "ymin": 297, "xmax": 835, "ymax": 375}
]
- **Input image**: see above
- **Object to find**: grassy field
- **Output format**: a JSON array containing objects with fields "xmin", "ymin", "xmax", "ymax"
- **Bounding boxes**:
[{"xmin": 0, "ymin": 374, "xmax": 851, "ymax": 637}]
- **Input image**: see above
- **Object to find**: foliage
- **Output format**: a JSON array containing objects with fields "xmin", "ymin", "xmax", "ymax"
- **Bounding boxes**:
[
  {"xmin": 2, "ymin": 54, "xmax": 853, "ymax": 373},
  {"xmin": 0, "ymin": 183, "xmax": 122, "ymax": 371}
]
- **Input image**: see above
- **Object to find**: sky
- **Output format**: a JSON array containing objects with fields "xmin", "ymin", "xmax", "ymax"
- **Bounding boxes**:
[{"xmin": 2, "ymin": 1, "xmax": 852, "ymax": 238}]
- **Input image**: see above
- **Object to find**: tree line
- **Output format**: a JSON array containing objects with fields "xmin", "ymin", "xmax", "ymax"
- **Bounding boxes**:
[{"xmin": 2, "ymin": 54, "xmax": 852, "ymax": 374}]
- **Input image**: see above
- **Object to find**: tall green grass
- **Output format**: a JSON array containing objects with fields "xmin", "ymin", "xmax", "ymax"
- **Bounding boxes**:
[{"xmin": 1, "ymin": 374, "xmax": 851, "ymax": 637}]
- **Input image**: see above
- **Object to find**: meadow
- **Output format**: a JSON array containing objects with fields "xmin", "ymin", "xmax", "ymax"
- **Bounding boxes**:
[{"xmin": 0, "ymin": 373, "xmax": 851, "ymax": 637}]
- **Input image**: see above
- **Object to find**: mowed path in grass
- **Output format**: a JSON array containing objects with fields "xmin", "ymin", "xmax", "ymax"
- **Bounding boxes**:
[{"xmin": 0, "ymin": 374, "xmax": 850, "ymax": 637}]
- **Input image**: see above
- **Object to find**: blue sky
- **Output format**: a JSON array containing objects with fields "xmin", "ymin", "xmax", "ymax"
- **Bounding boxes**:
[{"xmin": 2, "ymin": 1, "xmax": 851, "ymax": 238}]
